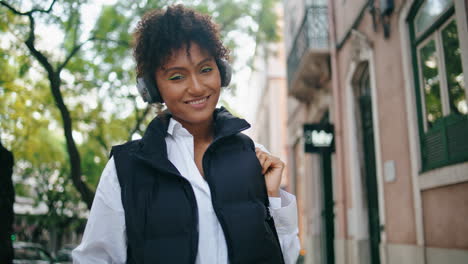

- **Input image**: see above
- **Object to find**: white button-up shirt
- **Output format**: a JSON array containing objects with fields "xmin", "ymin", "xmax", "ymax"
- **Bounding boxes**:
[{"xmin": 72, "ymin": 118, "xmax": 300, "ymax": 264}]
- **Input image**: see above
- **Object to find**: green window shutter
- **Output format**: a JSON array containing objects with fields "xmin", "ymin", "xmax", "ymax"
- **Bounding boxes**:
[
  {"xmin": 422, "ymin": 115, "xmax": 468, "ymax": 170},
  {"xmin": 422, "ymin": 124, "xmax": 447, "ymax": 169},
  {"xmin": 446, "ymin": 115, "xmax": 468, "ymax": 162}
]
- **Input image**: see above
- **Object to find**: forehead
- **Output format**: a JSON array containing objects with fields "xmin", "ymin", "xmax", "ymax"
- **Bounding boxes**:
[{"xmin": 162, "ymin": 42, "xmax": 213, "ymax": 68}]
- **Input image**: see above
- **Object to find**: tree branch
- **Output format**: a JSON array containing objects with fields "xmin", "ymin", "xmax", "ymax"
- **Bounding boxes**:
[
  {"xmin": 57, "ymin": 35, "xmax": 130, "ymax": 73},
  {"xmin": 58, "ymin": 39, "xmax": 91, "ymax": 73},
  {"xmin": 39, "ymin": 0, "xmax": 58, "ymax": 14},
  {"xmin": 0, "ymin": 1, "xmax": 25, "ymax": 15},
  {"xmin": 24, "ymin": 15, "xmax": 55, "ymax": 78},
  {"xmin": 95, "ymin": 134, "xmax": 109, "ymax": 154},
  {"xmin": 128, "ymin": 106, "xmax": 150, "ymax": 141},
  {"xmin": 0, "ymin": 0, "xmax": 57, "ymax": 16}
]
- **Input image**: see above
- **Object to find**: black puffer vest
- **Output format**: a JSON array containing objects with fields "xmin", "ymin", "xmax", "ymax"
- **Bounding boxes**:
[{"xmin": 111, "ymin": 107, "xmax": 285, "ymax": 264}]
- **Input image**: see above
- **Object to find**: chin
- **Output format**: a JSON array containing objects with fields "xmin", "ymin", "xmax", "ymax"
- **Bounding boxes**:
[
  {"xmin": 171, "ymin": 105, "xmax": 216, "ymax": 126},
  {"xmin": 186, "ymin": 108, "xmax": 216, "ymax": 124}
]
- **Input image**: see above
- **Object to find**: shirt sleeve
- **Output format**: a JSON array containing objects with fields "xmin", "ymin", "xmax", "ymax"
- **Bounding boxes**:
[
  {"xmin": 72, "ymin": 157, "xmax": 127, "ymax": 264},
  {"xmin": 254, "ymin": 142, "xmax": 270, "ymax": 154},
  {"xmin": 269, "ymin": 189, "xmax": 301, "ymax": 264}
]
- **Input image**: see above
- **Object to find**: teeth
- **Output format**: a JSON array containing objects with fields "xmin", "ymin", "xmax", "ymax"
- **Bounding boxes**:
[{"xmin": 188, "ymin": 97, "xmax": 208, "ymax": 104}]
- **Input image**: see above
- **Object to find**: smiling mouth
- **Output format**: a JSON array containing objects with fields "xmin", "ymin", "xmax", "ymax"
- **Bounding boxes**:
[{"xmin": 185, "ymin": 95, "xmax": 210, "ymax": 105}]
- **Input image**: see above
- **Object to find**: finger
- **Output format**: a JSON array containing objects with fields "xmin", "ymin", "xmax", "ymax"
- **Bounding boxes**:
[
  {"xmin": 271, "ymin": 157, "xmax": 284, "ymax": 169},
  {"xmin": 255, "ymin": 149, "xmax": 266, "ymax": 159},
  {"xmin": 256, "ymin": 150, "xmax": 267, "ymax": 161},
  {"xmin": 262, "ymin": 158, "xmax": 273, "ymax": 174},
  {"xmin": 255, "ymin": 148, "xmax": 261, "ymax": 156},
  {"xmin": 256, "ymin": 152, "xmax": 268, "ymax": 171},
  {"xmin": 258, "ymin": 154, "xmax": 267, "ymax": 169}
]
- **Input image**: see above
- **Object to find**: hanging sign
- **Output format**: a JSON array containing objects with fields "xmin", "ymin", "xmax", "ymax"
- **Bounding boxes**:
[{"xmin": 303, "ymin": 123, "xmax": 335, "ymax": 153}]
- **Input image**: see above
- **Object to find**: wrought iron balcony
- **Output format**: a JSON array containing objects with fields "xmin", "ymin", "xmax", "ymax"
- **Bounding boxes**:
[{"xmin": 286, "ymin": 5, "xmax": 330, "ymax": 102}]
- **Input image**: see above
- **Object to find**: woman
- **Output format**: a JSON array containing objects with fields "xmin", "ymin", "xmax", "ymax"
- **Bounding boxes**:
[{"xmin": 73, "ymin": 5, "xmax": 300, "ymax": 264}]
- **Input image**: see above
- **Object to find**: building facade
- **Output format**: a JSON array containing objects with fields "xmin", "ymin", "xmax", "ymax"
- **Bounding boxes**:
[{"xmin": 283, "ymin": 0, "xmax": 468, "ymax": 264}]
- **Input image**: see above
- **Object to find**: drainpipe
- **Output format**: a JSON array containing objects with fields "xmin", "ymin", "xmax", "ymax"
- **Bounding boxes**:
[{"xmin": 327, "ymin": 0, "xmax": 349, "ymax": 262}]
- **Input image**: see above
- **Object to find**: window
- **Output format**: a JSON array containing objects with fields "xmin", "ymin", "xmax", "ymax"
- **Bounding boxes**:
[
  {"xmin": 414, "ymin": 0, "xmax": 453, "ymax": 35},
  {"xmin": 409, "ymin": 0, "xmax": 468, "ymax": 170}
]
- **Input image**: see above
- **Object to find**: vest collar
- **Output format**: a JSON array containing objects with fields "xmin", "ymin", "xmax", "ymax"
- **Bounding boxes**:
[{"xmin": 134, "ymin": 107, "xmax": 251, "ymax": 175}]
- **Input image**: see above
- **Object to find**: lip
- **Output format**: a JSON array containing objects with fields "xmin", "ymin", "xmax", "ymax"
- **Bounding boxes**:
[{"xmin": 184, "ymin": 95, "xmax": 210, "ymax": 109}]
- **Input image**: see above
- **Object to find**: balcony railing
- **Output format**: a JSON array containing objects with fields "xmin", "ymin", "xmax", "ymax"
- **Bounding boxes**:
[{"xmin": 287, "ymin": 5, "xmax": 329, "ymax": 87}]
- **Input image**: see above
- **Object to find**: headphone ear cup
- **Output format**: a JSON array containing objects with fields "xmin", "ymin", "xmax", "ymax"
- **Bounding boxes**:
[
  {"xmin": 149, "ymin": 76, "xmax": 164, "ymax": 103},
  {"xmin": 153, "ymin": 88, "xmax": 164, "ymax": 103},
  {"xmin": 218, "ymin": 59, "xmax": 232, "ymax": 87},
  {"xmin": 136, "ymin": 75, "xmax": 164, "ymax": 104},
  {"xmin": 137, "ymin": 77, "xmax": 153, "ymax": 103}
]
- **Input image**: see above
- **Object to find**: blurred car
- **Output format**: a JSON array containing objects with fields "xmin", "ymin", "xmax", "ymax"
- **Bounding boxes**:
[
  {"xmin": 53, "ymin": 244, "xmax": 75, "ymax": 264},
  {"xmin": 13, "ymin": 242, "xmax": 54, "ymax": 264}
]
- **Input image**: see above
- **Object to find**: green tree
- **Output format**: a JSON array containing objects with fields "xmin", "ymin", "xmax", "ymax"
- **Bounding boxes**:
[{"xmin": 0, "ymin": 0, "xmax": 279, "ymax": 209}]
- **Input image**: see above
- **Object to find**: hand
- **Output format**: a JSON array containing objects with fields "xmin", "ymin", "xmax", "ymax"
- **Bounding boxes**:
[{"xmin": 255, "ymin": 147, "xmax": 285, "ymax": 197}]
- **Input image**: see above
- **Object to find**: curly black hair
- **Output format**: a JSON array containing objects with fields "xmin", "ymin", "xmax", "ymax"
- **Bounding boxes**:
[{"xmin": 133, "ymin": 4, "xmax": 230, "ymax": 79}]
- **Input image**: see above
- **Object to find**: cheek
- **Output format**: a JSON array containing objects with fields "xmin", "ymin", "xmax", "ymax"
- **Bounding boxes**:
[
  {"xmin": 157, "ymin": 83, "xmax": 183, "ymax": 103},
  {"xmin": 157, "ymin": 86, "xmax": 171, "ymax": 102},
  {"xmin": 209, "ymin": 73, "xmax": 222, "ymax": 92}
]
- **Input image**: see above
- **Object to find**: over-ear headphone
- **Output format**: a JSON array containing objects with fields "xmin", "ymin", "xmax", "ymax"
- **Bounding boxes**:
[{"xmin": 136, "ymin": 59, "xmax": 232, "ymax": 104}]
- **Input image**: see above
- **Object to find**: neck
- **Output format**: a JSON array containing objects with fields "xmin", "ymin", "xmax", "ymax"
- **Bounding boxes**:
[{"xmin": 173, "ymin": 116, "xmax": 214, "ymax": 142}]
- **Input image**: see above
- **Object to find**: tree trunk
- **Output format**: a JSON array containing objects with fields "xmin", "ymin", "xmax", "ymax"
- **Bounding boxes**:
[
  {"xmin": 48, "ymin": 74, "xmax": 94, "ymax": 209},
  {"xmin": 0, "ymin": 141, "xmax": 15, "ymax": 264}
]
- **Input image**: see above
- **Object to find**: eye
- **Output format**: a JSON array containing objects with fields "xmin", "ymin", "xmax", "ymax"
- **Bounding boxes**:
[
  {"xmin": 201, "ymin": 66, "xmax": 213, "ymax": 73},
  {"xmin": 168, "ymin": 74, "xmax": 184, "ymax": 81}
]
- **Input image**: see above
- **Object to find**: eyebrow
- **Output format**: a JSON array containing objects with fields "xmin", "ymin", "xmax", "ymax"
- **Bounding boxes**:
[{"xmin": 163, "ymin": 58, "xmax": 213, "ymax": 74}]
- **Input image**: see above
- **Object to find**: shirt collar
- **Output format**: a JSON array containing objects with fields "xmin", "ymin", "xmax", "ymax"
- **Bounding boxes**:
[
  {"xmin": 166, "ymin": 118, "xmax": 178, "ymax": 136},
  {"xmin": 133, "ymin": 107, "xmax": 251, "ymax": 176},
  {"xmin": 139, "ymin": 106, "xmax": 251, "ymax": 155},
  {"xmin": 167, "ymin": 118, "xmax": 191, "ymax": 137}
]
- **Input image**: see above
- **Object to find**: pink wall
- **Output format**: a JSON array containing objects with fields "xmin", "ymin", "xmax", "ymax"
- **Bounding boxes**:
[
  {"xmin": 333, "ymin": 0, "xmax": 417, "ymax": 244},
  {"xmin": 334, "ymin": 0, "xmax": 368, "ymax": 43},
  {"xmin": 422, "ymin": 182, "xmax": 468, "ymax": 249},
  {"xmin": 360, "ymin": 6, "xmax": 417, "ymax": 245}
]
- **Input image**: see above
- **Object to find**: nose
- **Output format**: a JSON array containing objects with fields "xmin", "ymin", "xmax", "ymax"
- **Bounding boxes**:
[{"xmin": 187, "ymin": 74, "xmax": 205, "ymax": 95}]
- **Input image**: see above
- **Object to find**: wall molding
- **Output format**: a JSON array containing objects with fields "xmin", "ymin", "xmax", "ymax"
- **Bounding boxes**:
[
  {"xmin": 419, "ymin": 162, "xmax": 468, "ymax": 190},
  {"xmin": 399, "ymin": 0, "xmax": 426, "ymax": 248},
  {"xmin": 382, "ymin": 242, "xmax": 425, "ymax": 264},
  {"xmin": 426, "ymin": 246, "xmax": 468, "ymax": 264},
  {"xmin": 343, "ymin": 29, "xmax": 387, "ymax": 255}
]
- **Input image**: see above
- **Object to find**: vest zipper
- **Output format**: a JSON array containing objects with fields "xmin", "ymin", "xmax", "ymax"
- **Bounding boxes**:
[{"xmin": 266, "ymin": 206, "xmax": 273, "ymax": 221}]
